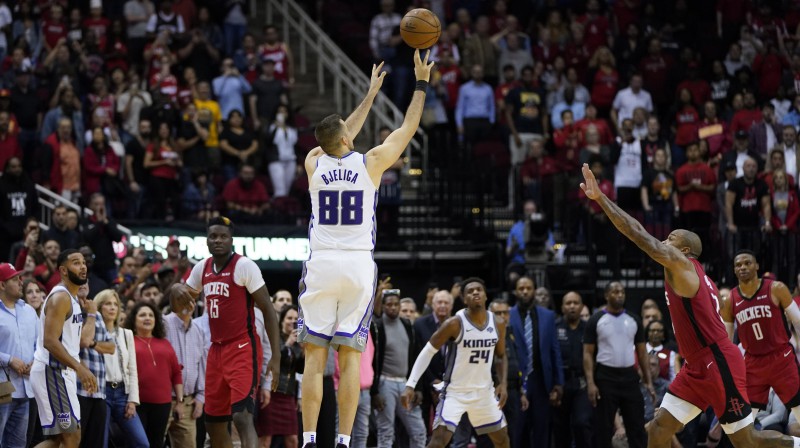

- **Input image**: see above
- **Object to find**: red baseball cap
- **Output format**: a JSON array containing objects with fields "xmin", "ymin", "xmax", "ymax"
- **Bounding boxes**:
[
  {"xmin": 167, "ymin": 235, "xmax": 180, "ymax": 246},
  {"xmin": 0, "ymin": 263, "xmax": 23, "ymax": 282}
]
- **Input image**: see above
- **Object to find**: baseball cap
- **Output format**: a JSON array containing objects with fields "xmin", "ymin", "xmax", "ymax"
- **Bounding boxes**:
[
  {"xmin": 724, "ymin": 160, "xmax": 736, "ymax": 171},
  {"xmin": 0, "ymin": 263, "xmax": 23, "ymax": 282},
  {"xmin": 167, "ymin": 235, "xmax": 180, "ymax": 246},
  {"xmin": 735, "ymin": 130, "xmax": 749, "ymax": 139}
]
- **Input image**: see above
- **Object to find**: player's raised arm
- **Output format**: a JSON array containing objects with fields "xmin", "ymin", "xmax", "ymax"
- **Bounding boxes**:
[
  {"xmin": 579, "ymin": 164, "xmax": 693, "ymax": 275},
  {"xmin": 366, "ymin": 50, "xmax": 434, "ymax": 176},
  {"xmin": 344, "ymin": 62, "xmax": 387, "ymax": 141}
]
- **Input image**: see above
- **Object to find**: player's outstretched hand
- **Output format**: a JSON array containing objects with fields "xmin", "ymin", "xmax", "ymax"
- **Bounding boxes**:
[
  {"xmin": 369, "ymin": 61, "xmax": 387, "ymax": 94},
  {"xmin": 413, "ymin": 49, "xmax": 435, "ymax": 82},
  {"xmin": 495, "ymin": 383, "xmax": 508, "ymax": 409},
  {"xmin": 579, "ymin": 163, "xmax": 602, "ymax": 201},
  {"xmin": 400, "ymin": 386, "xmax": 416, "ymax": 410}
]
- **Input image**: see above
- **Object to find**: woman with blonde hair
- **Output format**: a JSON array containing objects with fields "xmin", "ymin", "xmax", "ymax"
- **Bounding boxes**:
[
  {"xmin": 588, "ymin": 46, "xmax": 619, "ymax": 118},
  {"xmin": 95, "ymin": 290, "xmax": 150, "ymax": 447}
]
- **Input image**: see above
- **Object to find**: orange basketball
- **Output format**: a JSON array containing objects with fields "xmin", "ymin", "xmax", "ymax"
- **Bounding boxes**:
[{"xmin": 400, "ymin": 8, "xmax": 442, "ymax": 49}]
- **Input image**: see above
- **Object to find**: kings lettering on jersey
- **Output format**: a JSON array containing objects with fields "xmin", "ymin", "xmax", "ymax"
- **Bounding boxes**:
[
  {"xmin": 204, "ymin": 281, "xmax": 230, "ymax": 297},
  {"xmin": 320, "ymin": 168, "xmax": 359, "ymax": 185},
  {"xmin": 463, "ymin": 338, "xmax": 499, "ymax": 348},
  {"xmin": 735, "ymin": 305, "xmax": 772, "ymax": 325}
]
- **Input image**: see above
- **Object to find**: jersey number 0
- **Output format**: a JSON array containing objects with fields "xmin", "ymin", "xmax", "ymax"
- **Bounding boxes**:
[{"xmin": 318, "ymin": 190, "xmax": 364, "ymax": 225}]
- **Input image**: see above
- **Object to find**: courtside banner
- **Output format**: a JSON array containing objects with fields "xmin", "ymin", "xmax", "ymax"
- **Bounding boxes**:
[{"xmin": 118, "ymin": 226, "xmax": 310, "ymax": 269}]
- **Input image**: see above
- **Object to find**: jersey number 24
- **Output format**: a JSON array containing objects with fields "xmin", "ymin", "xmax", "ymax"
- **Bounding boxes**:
[{"xmin": 318, "ymin": 190, "xmax": 364, "ymax": 225}]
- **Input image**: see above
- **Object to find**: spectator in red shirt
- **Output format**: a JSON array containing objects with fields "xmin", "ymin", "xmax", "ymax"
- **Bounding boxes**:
[
  {"xmin": 42, "ymin": 3, "xmax": 67, "ymax": 51},
  {"xmin": 83, "ymin": 0, "xmax": 110, "ymax": 52},
  {"xmin": 105, "ymin": 20, "xmax": 130, "ymax": 73},
  {"xmin": 553, "ymin": 109, "xmax": 582, "ymax": 174},
  {"xmin": 676, "ymin": 62, "xmax": 711, "ymax": 108},
  {"xmin": 638, "ymin": 37, "xmax": 674, "ymax": 112},
  {"xmin": 577, "ymin": 0, "xmax": 611, "ymax": 54},
  {"xmin": 588, "ymin": 47, "xmax": 619, "ymax": 117},
  {"xmin": 82, "ymin": 127, "xmax": 121, "ymax": 198},
  {"xmin": 752, "ymin": 42, "xmax": 789, "ymax": 99},
  {"xmin": 125, "ymin": 301, "xmax": 183, "ymax": 448},
  {"xmin": 495, "ymin": 64, "xmax": 520, "ymax": 125},
  {"xmin": 150, "ymin": 55, "xmax": 178, "ymax": 104},
  {"xmin": 675, "ymin": 141, "xmax": 717, "ymax": 257},
  {"xmin": 672, "ymin": 88, "xmax": 701, "ymax": 163},
  {"xmin": 436, "ymin": 49, "xmax": 461, "ymax": 112},
  {"xmin": 33, "ymin": 238, "xmax": 62, "ymax": 292},
  {"xmin": 0, "ymin": 111, "xmax": 20, "ymax": 173},
  {"xmin": 520, "ymin": 138, "xmax": 558, "ymax": 203},
  {"xmin": 698, "ymin": 101, "xmax": 732, "ymax": 162},
  {"xmin": 576, "ymin": 103, "xmax": 614, "ymax": 145},
  {"xmin": 222, "ymin": 164, "xmax": 270, "ymax": 224},
  {"xmin": 143, "ymin": 121, "xmax": 181, "ymax": 221},
  {"xmin": 730, "ymin": 90, "xmax": 763, "ymax": 134}
]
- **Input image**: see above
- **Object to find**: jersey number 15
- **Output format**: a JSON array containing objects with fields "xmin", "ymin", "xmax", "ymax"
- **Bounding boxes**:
[{"xmin": 318, "ymin": 190, "xmax": 364, "ymax": 225}]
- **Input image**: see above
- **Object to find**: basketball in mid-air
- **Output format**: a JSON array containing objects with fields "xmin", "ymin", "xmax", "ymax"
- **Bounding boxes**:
[{"xmin": 400, "ymin": 9, "xmax": 441, "ymax": 49}]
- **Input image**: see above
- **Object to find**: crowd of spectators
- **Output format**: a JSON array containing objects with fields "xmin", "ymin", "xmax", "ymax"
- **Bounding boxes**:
[
  {"xmin": 362, "ymin": 0, "xmax": 800, "ymax": 286},
  {"xmin": 0, "ymin": 0, "xmax": 308, "ymax": 232}
]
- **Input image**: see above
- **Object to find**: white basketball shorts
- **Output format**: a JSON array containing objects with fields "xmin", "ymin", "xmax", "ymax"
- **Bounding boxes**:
[
  {"xmin": 31, "ymin": 361, "xmax": 81, "ymax": 435},
  {"xmin": 434, "ymin": 386, "xmax": 507, "ymax": 435},
  {"xmin": 297, "ymin": 250, "xmax": 376, "ymax": 352}
]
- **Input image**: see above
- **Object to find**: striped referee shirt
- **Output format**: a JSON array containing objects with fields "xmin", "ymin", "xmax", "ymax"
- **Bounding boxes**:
[{"xmin": 78, "ymin": 318, "xmax": 111, "ymax": 399}]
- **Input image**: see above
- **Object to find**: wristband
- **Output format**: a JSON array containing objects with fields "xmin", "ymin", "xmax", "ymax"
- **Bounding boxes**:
[
  {"xmin": 86, "ymin": 313, "xmax": 97, "ymax": 320},
  {"xmin": 415, "ymin": 80, "xmax": 429, "ymax": 92}
]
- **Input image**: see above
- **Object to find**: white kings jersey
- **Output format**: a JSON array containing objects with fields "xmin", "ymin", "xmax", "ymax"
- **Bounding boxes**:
[
  {"xmin": 34, "ymin": 285, "xmax": 83, "ymax": 369},
  {"xmin": 442, "ymin": 309, "xmax": 499, "ymax": 392},
  {"xmin": 309, "ymin": 152, "xmax": 377, "ymax": 251}
]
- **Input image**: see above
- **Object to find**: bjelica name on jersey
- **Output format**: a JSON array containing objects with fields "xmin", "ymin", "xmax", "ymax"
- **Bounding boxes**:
[{"xmin": 320, "ymin": 168, "xmax": 359, "ymax": 185}]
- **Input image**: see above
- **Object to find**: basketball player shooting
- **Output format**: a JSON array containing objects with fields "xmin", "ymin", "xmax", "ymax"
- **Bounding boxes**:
[
  {"xmin": 580, "ymin": 163, "xmax": 800, "ymax": 447},
  {"xmin": 719, "ymin": 251, "xmax": 800, "ymax": 425},
  {"xmin": 297, "ymin": 49, "xmax": 433, "ymax": 448}
]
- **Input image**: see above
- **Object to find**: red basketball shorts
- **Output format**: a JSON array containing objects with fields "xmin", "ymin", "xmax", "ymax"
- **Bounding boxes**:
[
  {"xmin": 205, "ymin": 336, "xmax": 262, "ymax": 421},
  {"xmin": 744, "ymin": 344, "xmax": 800, "ymax": 409}
]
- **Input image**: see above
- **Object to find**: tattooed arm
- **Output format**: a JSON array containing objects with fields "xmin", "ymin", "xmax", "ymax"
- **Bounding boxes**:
[{"xmin": 579, "ymin": 164, "xmax": 699, "ymax": 295}]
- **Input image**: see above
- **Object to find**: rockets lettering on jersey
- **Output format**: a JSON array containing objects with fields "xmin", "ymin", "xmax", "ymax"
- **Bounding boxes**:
[
  {"xmin": 735, "ymin": 304, "xmax": 772, "ymax": 325},
  {"xmin": 204, "ymin": 282, "xmax": 230, "ymax": 297}
]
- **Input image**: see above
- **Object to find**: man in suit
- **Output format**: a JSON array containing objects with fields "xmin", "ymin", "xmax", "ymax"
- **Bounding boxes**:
[
  {"xmin": 509, "ymin": 276, "xmax": 563, "ymax": 447},
  {"xmin": 412, "ymin": 290, "xmax": 453, "ymax": 432},
  {"xmin": 749, "ymin": 103, "xmax": 782, "ymax": 158},
  {"xmin": 719, "ymin": 130, "xmax": 765, "ymax": 180}
]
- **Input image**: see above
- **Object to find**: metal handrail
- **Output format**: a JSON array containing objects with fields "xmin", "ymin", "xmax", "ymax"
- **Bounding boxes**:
[
  {"xmin": 34, "ymin": 184, "xmax": 174, "ymax": 257},
  {"xmin": 260, "ymin": 0, "xmax": 428, "ymax": 170}
]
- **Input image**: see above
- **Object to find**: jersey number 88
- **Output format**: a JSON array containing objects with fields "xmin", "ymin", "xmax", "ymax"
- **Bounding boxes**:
[{"xmin": 318, "ymin": 190, "xmax": 364, "ymax": 225}]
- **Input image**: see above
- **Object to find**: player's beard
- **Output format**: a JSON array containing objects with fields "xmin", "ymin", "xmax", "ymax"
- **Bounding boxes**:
[{"xmin": 67, "ymin": 270, "xmax": 88, "ymax": 286}]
